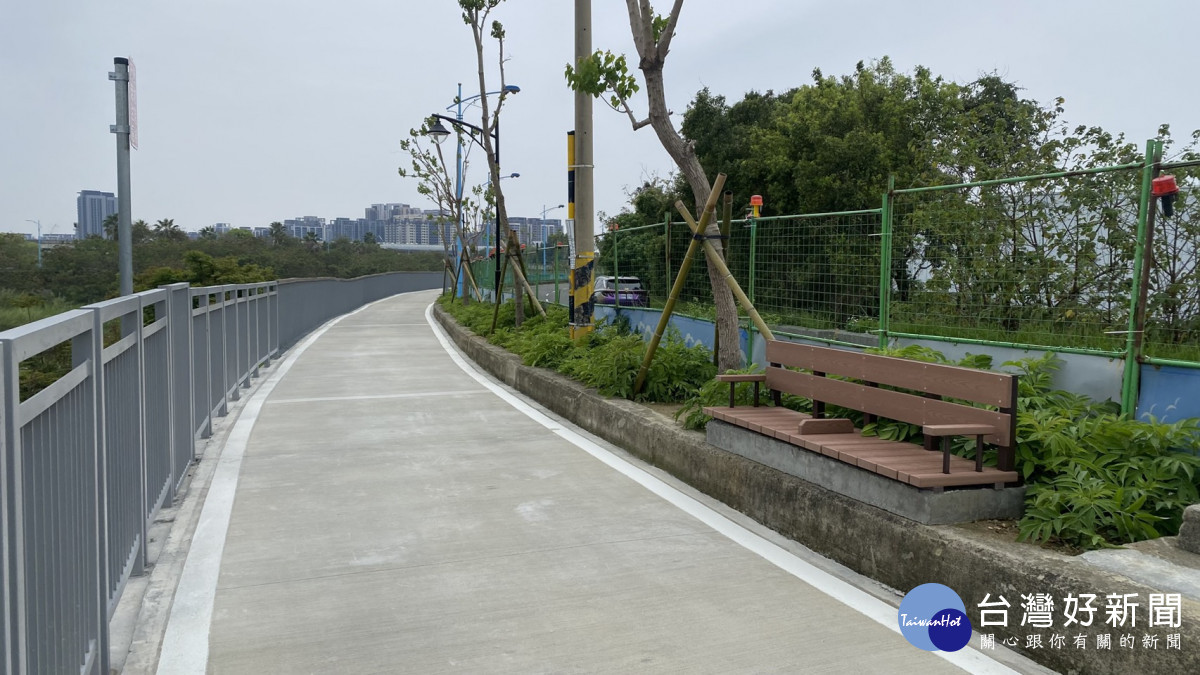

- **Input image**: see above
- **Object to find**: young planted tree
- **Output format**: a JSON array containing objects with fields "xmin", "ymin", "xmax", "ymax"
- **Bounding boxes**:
[
  {"xmin": 566, "ymin": 0, "xmax": 742, "ymax": 371},
  {"xmin": 398, "ymin": 123, "xmax": 483, "ymax": 303},
  {"xmin": 458, "ymin": 0, "xmax": 528, "ymax": 322}
]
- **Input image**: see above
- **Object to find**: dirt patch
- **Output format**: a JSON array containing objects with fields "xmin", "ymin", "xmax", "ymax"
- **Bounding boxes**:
[
  {"xmin": 956, "ymin": 518, "xmax": 1084, "ymax": 556},
  {"xmin": 640, "ymin": 401, "xmax": 685, "ymax": 425}
]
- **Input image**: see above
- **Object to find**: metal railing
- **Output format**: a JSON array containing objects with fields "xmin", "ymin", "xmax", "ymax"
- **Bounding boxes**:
[{"xmin": 0, "ymin": 271, "xmax": 439, "ymax": 674}]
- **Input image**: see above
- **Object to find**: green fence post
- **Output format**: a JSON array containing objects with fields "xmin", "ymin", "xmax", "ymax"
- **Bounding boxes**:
[
  {"xmin": 748, "ymin": 215, "xmax": 758, "ymax": 306},
  {"xmin": 1121, "ymin": 140, "xmax": 1158, "ymax": 417},
  {"xmin": 877, "ymin": 175, "xmax": 895, "ymax": 350}
]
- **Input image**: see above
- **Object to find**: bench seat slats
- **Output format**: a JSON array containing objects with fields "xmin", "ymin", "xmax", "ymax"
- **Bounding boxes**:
[{"xmin": 705, "ymin": 404, "xmax": 1015, "ymax": 489}]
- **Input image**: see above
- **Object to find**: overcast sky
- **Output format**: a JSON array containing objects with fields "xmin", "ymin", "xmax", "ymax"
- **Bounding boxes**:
[{"xmin": 2, "ymin": 0, "xmax": 1197, "ymax": 239}]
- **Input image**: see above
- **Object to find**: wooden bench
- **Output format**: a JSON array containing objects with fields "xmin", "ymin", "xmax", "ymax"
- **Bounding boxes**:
[{"xmin": 703, "ymin": 341, "xmax": 1020, "ymax": 490}]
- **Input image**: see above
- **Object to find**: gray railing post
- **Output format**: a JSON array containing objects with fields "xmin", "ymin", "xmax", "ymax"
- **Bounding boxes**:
[
  {"xmin": 75, "ymin": 309, "xmax": 111, "ymax": 675},
  {"xmin": 271, "ymin": 282, "xmax": 280, "ymax": 357},
  {"xmin": 224, "ymin": 287, "xmax": 239, "ymax": 404},
  {"xmin": 166, "ymin": 284, "xmax": 194, "ymax": 493},
  {"xmin": 1, "ymin": 338, "xmax": 22, "ymax": 675},
  {"xmin": 130, "ymin": 299, "xmax": 149, "ymax": 577}
]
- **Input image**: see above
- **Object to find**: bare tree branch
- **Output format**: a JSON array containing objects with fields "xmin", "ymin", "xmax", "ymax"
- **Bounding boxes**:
[{"xmin": 656, "ymin": 0, "xmax": 686, "ymax": 62}]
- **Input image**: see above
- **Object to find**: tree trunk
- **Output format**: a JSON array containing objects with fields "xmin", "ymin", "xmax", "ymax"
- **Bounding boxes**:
[
  {"xmin": 512, "ymin": 232, "xmax": 525, "ymax": 327},
  {"xmin": 641, "ymin": 65, "xmax": 742, "ymax": 372}
]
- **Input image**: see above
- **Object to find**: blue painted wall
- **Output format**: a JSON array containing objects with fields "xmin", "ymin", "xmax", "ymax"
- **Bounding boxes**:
[
  {"xmin": 591, "ymin": 306, "xmax": 1199, "ymax": 422},
  {"xmin": 594, "ymin": 306, "xmax": 749, "ymax": 358},
  {"xmin": 1138, "ymin": 365, "xmax": 1200, "ymax": 423}
]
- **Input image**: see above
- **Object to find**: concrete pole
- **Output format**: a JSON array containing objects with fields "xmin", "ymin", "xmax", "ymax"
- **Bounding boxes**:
[
  {"xmin": 571, "ymin": 0, "xmax": 596, "ymax": 337},
  {"xmin": 109, "ymin": 57, "xmax": 133, "ymax": 296},
  {"xmin": 573, "ymin": 1, "xmax": 594, "ymax": 247}
]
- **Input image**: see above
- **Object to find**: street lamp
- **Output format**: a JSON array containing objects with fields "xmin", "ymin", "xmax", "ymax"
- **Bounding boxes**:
[
  {"xmin": 539, "ymin": 205, "xmax": 565, "ymax": 271},
  {"xmin": 24, "ymin": 219, "xmax": 41, "ymax": 268},
  {"xmin": 425, "ymin": 83, "xmax": 519, "ymax": 302}
]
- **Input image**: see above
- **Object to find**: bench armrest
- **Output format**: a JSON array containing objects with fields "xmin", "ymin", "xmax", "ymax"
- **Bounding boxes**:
[
  {"xmin": 923, "ymin": 424, "xmax": 996, "ymax": 475},
  {"xmin": 923, "ymin": 424, "xmax": 995, "ymax": 437},
  {"xmin": 715, "ymin": 373, "xmax": 764, "ymax": 408},
  {"xmin": 716, "ymin": 374, "xmax": 766, "ymax": 383}
]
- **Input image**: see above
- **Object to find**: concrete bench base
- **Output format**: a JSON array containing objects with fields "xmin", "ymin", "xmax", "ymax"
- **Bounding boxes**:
[{"xmin": 706, "ymin": 420, "xmax": 1024, "ymax": 525}]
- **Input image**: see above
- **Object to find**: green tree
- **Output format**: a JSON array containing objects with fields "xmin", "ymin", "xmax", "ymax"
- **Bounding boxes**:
[
  {"xmin": 566, "ymin": 0, "xmax": 742, "ymax": 371},
  {"xmin": 268, "ymin": 221, "xmax": 289, "ymax": 246},
  {"xmin": 153, "ymin": 218, "xmax": 187, "ymax": 242},
  {"xmin": 0, "ymin": 234, "xmax": 40, "ymax": 293}
]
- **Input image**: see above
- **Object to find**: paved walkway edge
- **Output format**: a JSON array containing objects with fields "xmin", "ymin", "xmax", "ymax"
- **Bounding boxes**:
[{"xmin": 433, "ymin": 304, "xmax": 1200, "ymax": 675}]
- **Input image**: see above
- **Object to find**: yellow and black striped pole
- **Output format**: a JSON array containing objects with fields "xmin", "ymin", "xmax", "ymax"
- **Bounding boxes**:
[{"xmin": 568, "ymin": 130, "xmax": 594, "ymax": 338}]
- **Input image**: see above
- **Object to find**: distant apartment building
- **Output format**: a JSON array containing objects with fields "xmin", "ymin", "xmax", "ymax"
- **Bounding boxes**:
[
  {"xmin": 506, "ymin": 217, "xmax": 563, "ymax": 247},
  {"xmin": 248, "ymin": 202, "xmax": 558, "ymax": 248},
  {"xmin": 283, "ymin": 216, "xmax": 325, "ymax": 239},
  {"xmin": 76, "ymin": 190, "xmax": 117, "ymax": 238}
]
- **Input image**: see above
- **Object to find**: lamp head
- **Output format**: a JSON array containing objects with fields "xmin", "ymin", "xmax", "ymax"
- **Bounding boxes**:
[
  {"xmin": 503, "ymin": 85, "xmax": 520, "ymax": 94},
  {"xmin": 427, "ymin": 119, "xmax": 451, "ymax": 145}
]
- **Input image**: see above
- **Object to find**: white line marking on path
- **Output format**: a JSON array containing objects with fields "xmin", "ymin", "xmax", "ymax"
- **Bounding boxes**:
[
  {"xmin": 425, "ymin": 304, "xmax": 1017, "ymax": 675},
  {"xmin": 156, "ymin": 297, "xmax": 392, "ymax": 675},
  {"xmin": 268, "ymin": 390, "xmax": 487, "ymax": 405}
]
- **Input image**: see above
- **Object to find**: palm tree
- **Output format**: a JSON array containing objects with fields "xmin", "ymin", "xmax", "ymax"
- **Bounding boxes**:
[
  {"xmin": 268, "ymin": 221, "xmax": 289, "ymax": 246},
  {"xmin": 153, "ymin": 218, "xmax": 186, "ymax": 242},
  {"xmin": 302, "ymin": 231, "xmax": 322, "ymax": 252},
  {"xmin": 199, "ymin": 226, "xmax": 217, "ymax": 240}
]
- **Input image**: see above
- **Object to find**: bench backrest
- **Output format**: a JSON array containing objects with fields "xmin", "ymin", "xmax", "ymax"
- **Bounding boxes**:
[{"xmin": 764, "ymin": 341, "xmax": 1018, "ymax": 449}]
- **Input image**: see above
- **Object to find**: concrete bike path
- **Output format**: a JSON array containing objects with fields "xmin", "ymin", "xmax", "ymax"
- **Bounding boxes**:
[{"xmin": 157, "ymin": 290, "xmax": 1017, "ymax": 674}]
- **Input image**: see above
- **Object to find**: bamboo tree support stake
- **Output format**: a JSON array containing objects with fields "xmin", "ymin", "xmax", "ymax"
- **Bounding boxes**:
[
  {"xmin": 633, "ymin": 174, "xmax": 727, "ymax": 395},
  {"xmin": 681, "ymin": 198, "xmax": 775, "ymax": 342},
  {"xmin": 510, "ymin": 251, "xmax": 547, "ymax": 317},
  {"xmin": 488, "ymin": 253, "xmax": 510, "ymax": 335},
  {"xmin": 444, "ymin": 259, "xmax": 460, "ymax": 303},
  {"xmin": 461, "ymin": 248, "xmax": 483, "ymax": 302}
]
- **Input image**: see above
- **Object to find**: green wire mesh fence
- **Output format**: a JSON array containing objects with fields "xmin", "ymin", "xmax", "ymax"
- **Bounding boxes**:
[
  {"xmin": 1144, "ymin": 160, "xmax": 1200, "ymax": 364},
  {"xmin": 469, "ymin": 144, "xmax": 1199, "ymax": 391},
  {"xmin": 888, "ymin": 166, "xmax": 1146, "ymax": 356}
]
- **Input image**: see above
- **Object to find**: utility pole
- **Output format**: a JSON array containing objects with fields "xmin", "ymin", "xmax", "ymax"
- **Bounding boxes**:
[
  {"xmin": 571, "ymin": 0, "xmax": 595, "ymax": 338},
  {"xmin": 109, "ymin": 57, "xmax": 134, "ymax": 296}
]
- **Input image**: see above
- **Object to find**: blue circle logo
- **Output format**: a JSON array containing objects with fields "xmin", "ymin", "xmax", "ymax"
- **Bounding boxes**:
[{"xmin": 898, "ymin": 583, "xmax": 972, "ymax": 652}]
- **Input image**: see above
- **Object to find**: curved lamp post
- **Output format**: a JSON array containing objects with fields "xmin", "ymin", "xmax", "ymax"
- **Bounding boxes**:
[
  {"xmin": 24, "ymin": 219, "xmax": 42, "ymax": 268},
  {"xmin": 539, "ymin": 205, "xmax": 565, "ymax": 271},
  {"xmin": 427, "ymin": 83, "xmax": 519, "ymax": 300}
]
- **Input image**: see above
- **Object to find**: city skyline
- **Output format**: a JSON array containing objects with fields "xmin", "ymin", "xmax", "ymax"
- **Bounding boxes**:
[{"xmin": 6, "ymin": 194, "xmax": 565, "ymax": 249}]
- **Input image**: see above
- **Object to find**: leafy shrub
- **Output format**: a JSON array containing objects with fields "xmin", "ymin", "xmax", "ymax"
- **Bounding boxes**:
[
  {"xmin": 643, "ymin": 330, "xmax": 716, "ymax": 403},
  {"xmin": 1007, "ymin": 353, "xmax": 1200, "ymax": 549},
  {"xmin": 675, "ymin": 366, "xmax": 763, "ymax": 430}
]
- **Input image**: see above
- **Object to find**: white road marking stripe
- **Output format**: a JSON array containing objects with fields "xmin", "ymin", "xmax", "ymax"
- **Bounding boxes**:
[
  {"xmin": 156, "ymin": 297, "xmax": 391, "ymax": 675},
  {"xmin": 267, "ymin": 390, "xmax": 487, "ymax": 405},
  {"xmin": 424, "ymin": 303, "xmax": 1017, "ymax": 675}
]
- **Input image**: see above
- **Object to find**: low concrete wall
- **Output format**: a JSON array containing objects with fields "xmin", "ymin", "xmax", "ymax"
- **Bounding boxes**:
[{"xmin": 434, "ymin": 304, "xmax": 1200, "ymax": 675}]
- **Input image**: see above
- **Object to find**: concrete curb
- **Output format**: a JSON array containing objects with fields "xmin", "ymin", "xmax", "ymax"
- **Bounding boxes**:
[{"xmin": 434, "ymin": 304, "xmax": 1200, "ymax": 675}]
